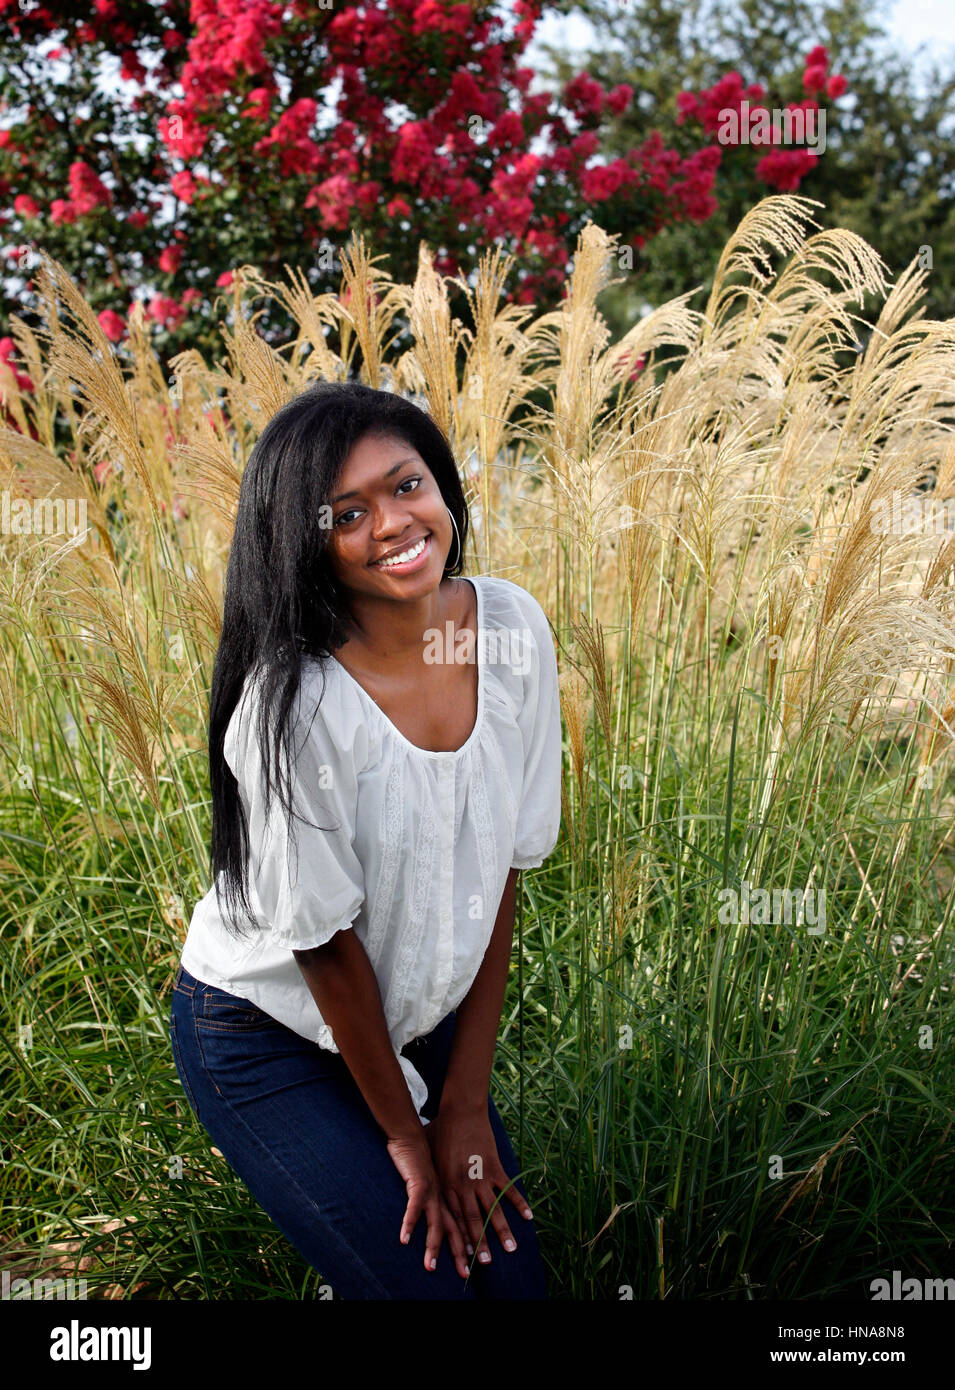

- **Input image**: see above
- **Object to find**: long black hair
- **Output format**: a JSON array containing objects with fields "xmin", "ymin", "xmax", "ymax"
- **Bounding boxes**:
[{"xmin": 208, "ymin": 380, "xmax": 470, "ymax": 938}]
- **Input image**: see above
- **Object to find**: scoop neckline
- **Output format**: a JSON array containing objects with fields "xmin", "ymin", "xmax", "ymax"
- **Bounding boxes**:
[{"xmin": 327, "ymin": 576, "xmax": 486, "ymax": 759}]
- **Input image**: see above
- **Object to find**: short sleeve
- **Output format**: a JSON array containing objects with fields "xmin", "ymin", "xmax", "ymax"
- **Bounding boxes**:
[
  {"xmin": 510, "ymin": 590, "xmax": 563, "ymax": 870},
  {"xmin": 226, "ymin": 668, "xmax": 366, "ymax": 950}
]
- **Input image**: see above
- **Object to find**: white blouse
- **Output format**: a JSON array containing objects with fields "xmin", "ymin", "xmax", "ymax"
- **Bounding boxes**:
[{"xmin": 180, "ymin": 575, "xmax": 562, "ymax": 1123}]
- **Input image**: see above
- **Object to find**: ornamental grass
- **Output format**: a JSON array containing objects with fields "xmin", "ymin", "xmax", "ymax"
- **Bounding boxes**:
[{"xmin": 1, "ymin": 195, "xmax": 953, "ymax": 1298}]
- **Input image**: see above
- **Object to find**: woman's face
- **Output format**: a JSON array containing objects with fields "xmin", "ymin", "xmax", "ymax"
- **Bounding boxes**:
[{"xmin": 324, "ymin": 432, "xmax": 456, "ymax": 604}]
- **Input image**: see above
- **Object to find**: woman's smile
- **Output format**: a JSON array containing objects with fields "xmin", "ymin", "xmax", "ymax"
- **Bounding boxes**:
[{"xmin": 370, "ymin": 534, "xmax": 433, "ymax": 573}]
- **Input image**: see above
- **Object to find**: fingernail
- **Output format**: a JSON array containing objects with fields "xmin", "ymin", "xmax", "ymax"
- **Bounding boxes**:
[
  {"xmin": 479, "ymin": 1250, "xmax": 491, "ymax": 1264},
  {"xmin": 523, "ymin": 1207, "xmax": 533, "ymax": 1219},
  {"xmin": 429, "ymin": 1255, "xmax": 436, "ymax": 1270},
  {"xmin": 465, "ymin": 1243, "xmax": 474, "ymax": 1255},
  {"xmin": 504, "ymin": 1238, "xmax": 516, "ymax": 1252}
]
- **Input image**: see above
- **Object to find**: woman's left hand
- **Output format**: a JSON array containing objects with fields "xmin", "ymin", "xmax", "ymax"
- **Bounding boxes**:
[{"xmin": 424, "ymin": 1105, "xmax": 532, "ymax": 1266}]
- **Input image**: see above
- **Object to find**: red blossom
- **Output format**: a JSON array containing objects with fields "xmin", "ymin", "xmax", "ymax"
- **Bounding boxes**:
[
  {"xmin": 580, "ymin": 158, "xmax": 635, "ymax": 201},
  {"xmin": 97, "ymin": 309, "xmax": 126, "ymax": 342},
  {"xmin": 755, "ymin": 147, "xmax": 818, "ymax": 190},
  {"xmin": 242, "ymin": 87, "xmax": 272, "ymax": 120},
  {"xmin": 159, "ymin": 106, "xmax": 207, "ymax": 160},
  {"xmin": 304, "ymin": 173, "xmax": 357, "ymax": 229},
  {"xmin": 606, "ymin": 84, "xmax": 634, "ymax": 116},
  {"xmin": 254, "ymin": 97, "xmax": 321, "ymax": 177},
  {"xmin": 564, "ymin": 72, "xmax": 606, "ymax": 119},
  {"xmin": 412, "ymin": 0, "xmax": 473, "ymax": 37},
  {"xmin": 120, "ymin": 48, "xmax": 148, "ymax": 84},
  {"xmin": 146, "ymin": 293, "xmax": 186, "ymax": 327},
  {"xmin": 170, "ymin": 171, "xmax": 196, "ymax": 203},
  {"xmin": 489, "ymin": 111, "xmax": 524, "ymax": 148},
  {"xmin": 159, "ymin": 245, "xmax": 183, "ymax": 274},
  {"xmin": 68, "ymin": 160, "xmax": 112, "ymax": 213}
]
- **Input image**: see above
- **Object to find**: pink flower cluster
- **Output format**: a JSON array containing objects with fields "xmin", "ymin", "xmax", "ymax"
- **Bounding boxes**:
[
  {"xmin": 142, "ymin": 0, "xmax": 646, "ymax": 289},
  {"xmin": 676, "ymin": 72, "xmax": 768, "ymax": 135},
  {"xmin": 803, "ymin": 44, "xmax": 847, "ymax": 99},
  {"xmin": 43, "ymin": 161, "xmax": 113, "ymax": 224},
  {"xmin": 253, "ymin": 97, "xmax": 323, "ymax": 178},
  {"xmin": 676, "ymin": 46, "xmax": 849, "ymax": 191}
]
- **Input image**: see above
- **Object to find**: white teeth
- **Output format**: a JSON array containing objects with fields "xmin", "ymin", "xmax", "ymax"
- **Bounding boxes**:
[{"xmin": 375, "ymin": 536, "xmax": 427, "ymax": 568}]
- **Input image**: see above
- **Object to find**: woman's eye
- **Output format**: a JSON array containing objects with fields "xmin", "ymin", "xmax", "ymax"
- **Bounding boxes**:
[{"xmin": 333, "ymin": 477, "xmax": 421, "ymax": 526}]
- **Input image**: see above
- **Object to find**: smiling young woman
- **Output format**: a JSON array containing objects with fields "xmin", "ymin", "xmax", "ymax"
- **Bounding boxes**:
[
  {"xmin": 169, "ymin": 380, "xmax": 562, "ymax": 1300},
  {"xmin": 324, "ymin": 430, "xmax": 481, "ymax": 755}
]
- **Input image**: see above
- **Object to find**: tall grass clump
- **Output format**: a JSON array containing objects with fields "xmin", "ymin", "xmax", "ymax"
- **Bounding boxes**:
[{"xmin": 1, "ymin": 197, "xmax": 953, "ymax": 1299}]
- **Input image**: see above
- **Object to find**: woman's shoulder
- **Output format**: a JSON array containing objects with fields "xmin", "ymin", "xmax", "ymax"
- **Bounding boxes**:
[
  {"xmin": 299, "ymin": 654, "xmax": 376, "ymax": 751},
  {"xmin": 228, "ymin": 656, "xmax": 375, "ymax": 768},
  {"xmin": 474, "ymin": 575, "xmax": 553, "ymax": 667},
  {"xmin": 470, "ymin": 576, "xmax": 555, "ymax": 702},
  {"xmin": 472, "ymin": 574, "xmax": 550, "ymax": 631}
]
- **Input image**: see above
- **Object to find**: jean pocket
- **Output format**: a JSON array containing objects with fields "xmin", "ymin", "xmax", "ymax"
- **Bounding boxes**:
[{"xmin": 196, "ymin": 986, "xmax": 282, "ymax": 1032}]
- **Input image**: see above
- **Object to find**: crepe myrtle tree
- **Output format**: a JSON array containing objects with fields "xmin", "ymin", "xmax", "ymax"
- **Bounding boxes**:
[{"xmin": 0, "ymin": 0, "xmax": 830, "ymax": 379}]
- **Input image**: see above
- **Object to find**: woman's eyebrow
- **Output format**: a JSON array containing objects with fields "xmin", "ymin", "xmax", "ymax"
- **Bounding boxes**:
[{"xmin": 331, "ymin": 458, "xmax": 419, "ymax": 504}]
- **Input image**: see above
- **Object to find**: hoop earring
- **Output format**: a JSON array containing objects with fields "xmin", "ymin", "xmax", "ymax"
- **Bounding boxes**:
[{"xmin": 445, "ymin": 504, "xmax": 462, "ymax": 570}]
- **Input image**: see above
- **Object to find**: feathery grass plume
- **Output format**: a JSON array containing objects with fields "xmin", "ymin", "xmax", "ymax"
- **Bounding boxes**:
[
  {"xmin": 2, "ymin": 197, "xmax": 955, "ymax": 1299},
  {"xmin": 449, "ymin": 244, "xmax": 545, "ymax": 573},
  {"xmin": 0, "ymin": 427, "xmax": 108, "ymax": 551},
  {"xmin": 6, "ymin": 315, "xmax": 52, "ymax": 436},
  {"xmin": 402, "ymin": 243, "xmax": 469, "ymax": 447},
  {"xmin": 0, "ymin": 346, "xmax": 31, "ymax": 441},
  {"xmin": 335, "ymin": 231, "xmax": 407, "ymax": 390},
  {"xmin": 214, "ymin": 266, "xmax": 299, "ymax": 423},
  {"xmin": 246, "ymin": 262, "xmax": 347, "ymax": 386},
  {"xmin": 33, "ymin": 255, "xmax": 158, "ymax": 510},
  {"xmin": 559, "ymin": 663, "xmax": 592, "ymax": 834},
  {"xmin": 451, "ymin": 243, "xmax": 540, "ymax": 466}
]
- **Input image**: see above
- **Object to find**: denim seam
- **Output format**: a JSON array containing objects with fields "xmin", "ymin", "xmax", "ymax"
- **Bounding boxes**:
[
  {"xmin": 190, "ymin": 1011, "xmax": 396, "ymax": 1299},
  {"xmin": 193, "ymin": 1018, "xmax": 284, "ymax": 1034},
  {"xmin": 169, "ymin": 1013, "xmax": 202, "ymax": 1115}
]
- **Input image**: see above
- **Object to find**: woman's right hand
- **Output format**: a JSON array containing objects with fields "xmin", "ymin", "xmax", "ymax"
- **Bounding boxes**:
[{"xmin": 386, "ymin": 1133, "xmax": 470, "ymax": 1279}]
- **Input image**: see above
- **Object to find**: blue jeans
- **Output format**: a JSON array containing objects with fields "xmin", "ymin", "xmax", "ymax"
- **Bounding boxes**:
[{"xmin": 168, "ymin": 964, "xmax": 548, "ymax": 1300}]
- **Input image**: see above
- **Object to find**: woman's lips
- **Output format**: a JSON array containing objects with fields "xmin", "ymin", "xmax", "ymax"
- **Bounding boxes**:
[{"xmin": 370, "ymin": 533, "xmax": 432, "ymax": 573}]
